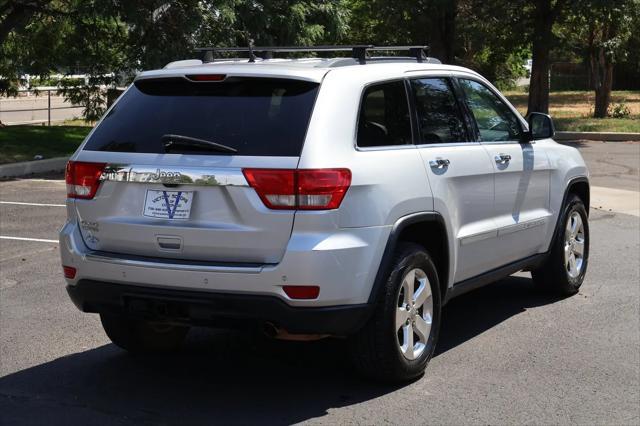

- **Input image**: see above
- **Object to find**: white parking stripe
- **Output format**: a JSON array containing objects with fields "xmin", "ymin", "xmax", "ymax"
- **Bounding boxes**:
[
  {"xmin": 0, "ymin": 201, "xmax": 66, "ymax": 207},
  {"xmin": 0, "ymin": 236, "xmax": 59, "ymax": 243}
]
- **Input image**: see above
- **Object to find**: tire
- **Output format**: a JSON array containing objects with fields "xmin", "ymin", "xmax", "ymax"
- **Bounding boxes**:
[
  {"xmin": 100, "ymin": 313, "xmax": 189, "ymax": 353},
  {"xmin": 348, "ymin": 243, "xmax": 442, "ymax": 382},
  {"xmin": 532, "ymin": 194, "xmax": 589, "ymax": 295}
]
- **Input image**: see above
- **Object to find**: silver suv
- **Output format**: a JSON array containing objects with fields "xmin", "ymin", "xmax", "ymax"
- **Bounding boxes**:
[{"xmin": 60, "ymin": 46, "xmax": 590, "ymax": 382}]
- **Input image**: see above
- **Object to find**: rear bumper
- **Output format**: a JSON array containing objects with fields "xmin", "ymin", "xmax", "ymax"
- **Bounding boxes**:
[
  {"xmin": 60, "ymin": 220, "xmax": 391, "ymax": 306},
  {"xmin": 67, "ymin": 280, "xmax": 372, "ymax": 335}
]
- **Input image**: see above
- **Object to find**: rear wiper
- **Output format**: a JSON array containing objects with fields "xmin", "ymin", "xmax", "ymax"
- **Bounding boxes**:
[{"xmin": 161, "ymin": 134, "xmax": 238, "ymax": 154}]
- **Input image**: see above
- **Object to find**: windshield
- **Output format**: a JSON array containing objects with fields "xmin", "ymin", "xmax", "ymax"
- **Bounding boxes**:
[{"xmin": 83, "ymin": 77, "xmax": 320, "ymax": 156}]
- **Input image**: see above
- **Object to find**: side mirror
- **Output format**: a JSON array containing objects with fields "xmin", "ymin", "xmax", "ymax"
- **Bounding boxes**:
[{"xmin": 525, "ymin": 112, "xmax": 555, "ymax": 141}]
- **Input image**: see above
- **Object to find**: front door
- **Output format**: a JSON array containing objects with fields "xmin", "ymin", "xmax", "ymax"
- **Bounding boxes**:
[{"xmin": 457, "ymin": 78, "xmax": 552, "ymax": 264}]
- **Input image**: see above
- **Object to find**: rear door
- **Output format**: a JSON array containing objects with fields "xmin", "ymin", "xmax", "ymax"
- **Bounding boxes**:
[
  {"xmin": 71, "ymin": 75, "xmax": 320, "ymax": 264},
  {"xmin": 409, "ymin": 77, "xmax": 498, "ymax": 283},
  {"xmin": 456, "ymin": 78, "xmax": 552, "ymax": 263}
]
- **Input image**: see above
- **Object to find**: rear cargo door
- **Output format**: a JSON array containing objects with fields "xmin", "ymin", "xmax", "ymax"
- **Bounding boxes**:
[{"xmin": 71, "ymin": 76, "xmax": 319, "ymax": 264}]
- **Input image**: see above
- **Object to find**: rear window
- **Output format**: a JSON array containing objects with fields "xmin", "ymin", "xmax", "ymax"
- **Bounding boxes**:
[{"xmin": 83, "ymin": 77, "xmax": 320, "ymax": 156}]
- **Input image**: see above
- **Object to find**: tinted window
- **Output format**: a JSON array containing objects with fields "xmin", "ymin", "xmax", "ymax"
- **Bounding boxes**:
[
  {"xmin": 357, "ymin": 81, "xmax": 411, "ymax": 147},
  {"xmin": 83, "ymin": 77, "xmax": 319, "ymax": 156},
  {"xmin": 458, "ymin": 79, "xmax": 522, "ymax": 142},
  {"xmin": 410, "ymin": 78, "xmax": 467, "ymax": 143}
]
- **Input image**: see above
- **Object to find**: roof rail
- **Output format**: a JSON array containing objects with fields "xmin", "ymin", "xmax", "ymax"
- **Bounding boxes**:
[{"xmin": 194, "ymin": 45, "xmax": 432, "ymax": 65}]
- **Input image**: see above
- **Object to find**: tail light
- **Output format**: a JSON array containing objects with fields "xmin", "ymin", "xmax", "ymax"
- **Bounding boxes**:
[
  {"xmin": 283, "ymin": 285, "xmax": 320, "ymax": 299},
  {"xmin": 65, "ymin": 161, "xmax": 106, "ymax": 199},
  {"xmin": 185, "ymin": 74, "xmax": 226, "ymax": 82},
  {"xmin": 62, "ymin": 266, "xmax": 77, "ymax": 279},
  {"xmin": 242, "ymin": 168, "xmax": 351, "ymax": 210}
]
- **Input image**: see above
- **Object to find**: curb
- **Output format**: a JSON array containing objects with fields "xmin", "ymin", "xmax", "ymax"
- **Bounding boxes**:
[
  {"xmin": 0, "ymin": 156, "xmax": 69, "ymax": 178},
  {"xmin": 555, "ymin": 131, "xmax": 640, "ymax": 142}
]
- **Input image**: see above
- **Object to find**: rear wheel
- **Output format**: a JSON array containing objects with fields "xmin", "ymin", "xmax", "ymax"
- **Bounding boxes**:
[
  {"xmin": 100, "ymin": 313, "xmax": 189, "ymax": 353},
  {"xmin": 533, "ymin": 194, "xmax": 589, "ymax": 295},
  {"xmin": 349, "ymin": 243, "xmax": 441, "ymax": 382}
]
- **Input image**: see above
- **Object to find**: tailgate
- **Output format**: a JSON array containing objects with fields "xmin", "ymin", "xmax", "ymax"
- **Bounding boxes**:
[
  {"xmin": 69, "ymin": 75, "xmax": 319, "ymax": 264},
  {"xmin": 73, "ymin": 161, "xmax": 296, "ymax": 263}
]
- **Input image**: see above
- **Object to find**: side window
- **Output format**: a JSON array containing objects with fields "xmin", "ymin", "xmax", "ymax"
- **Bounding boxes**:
[
  {"xmin": 458, "ymin": 79, "xmax": 523, "ymax": 142},
  {"xmin": 357, "ymin": 81, "xmax": 412, "ymax": 147},
  {"xmin": 410, "ymin": 78, "xmax": 468, "ymax": 144}
]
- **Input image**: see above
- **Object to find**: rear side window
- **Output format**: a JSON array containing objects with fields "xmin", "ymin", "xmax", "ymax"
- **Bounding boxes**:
[
  {"xmin": 357, "ymin": 81, "xmax": 412, "ymax": 148},
  {"xmin": 83, "ymin": 77, "xmax": 319, "ymax": 156},
  {"xmin": 410, "ymin": 78, "xmax": 468, "ymax": 144}
]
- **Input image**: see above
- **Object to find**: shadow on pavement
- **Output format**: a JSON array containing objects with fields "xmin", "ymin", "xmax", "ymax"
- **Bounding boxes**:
[
  {"xmin": 0, "ymin": 276, "xmax": 564, "ymax": 425},
  {"xmin": 436, "ymin": 275, "xmax": 566, "ymax": 355}
]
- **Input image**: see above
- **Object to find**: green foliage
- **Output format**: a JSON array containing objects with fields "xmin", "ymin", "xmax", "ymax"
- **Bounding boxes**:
[
  {"xmin": 2, "ymin": 0, "xmax": 639, "ymax": 124},
  {"xmin": 344, "ymin": 0, "xmax": 530, "ymax": 87},
  {"xmin": 1, "ymin": 0, "xmax": 349, "ymax": 121},
  {"xmin": 29, "ymin": 77, "xmax": 84, "ymax": 87},
  {"xmin": 608, "ymin": 103, "xmax": 631, "ymax": 118}
]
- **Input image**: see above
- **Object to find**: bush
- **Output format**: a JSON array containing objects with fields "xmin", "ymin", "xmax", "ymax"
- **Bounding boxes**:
[{"xmin": 608, "ymin": 103, "xmax": 631, "ymax": 118}]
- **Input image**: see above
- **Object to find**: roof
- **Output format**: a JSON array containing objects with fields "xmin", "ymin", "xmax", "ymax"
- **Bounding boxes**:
[{"xmin": 135, "ymin": 57, "xmax": 481, "ymax": 84}]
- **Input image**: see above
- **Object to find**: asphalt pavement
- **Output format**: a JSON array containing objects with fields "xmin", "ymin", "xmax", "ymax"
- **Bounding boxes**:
[{"xmin": 0, "ymin": 141, "xmax": 638, "ymax": 425}]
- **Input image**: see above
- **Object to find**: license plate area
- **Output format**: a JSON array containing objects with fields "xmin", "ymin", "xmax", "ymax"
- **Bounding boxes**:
[{"xmin": 143, "ymin": 190, "xmax": 194, "ymax": 220}]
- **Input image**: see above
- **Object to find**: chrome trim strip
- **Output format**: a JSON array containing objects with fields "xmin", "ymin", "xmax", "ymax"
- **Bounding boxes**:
[
  {"xmin": 460, "ymin": 217, "xmax": 550, "ymax": 246},
  {"xmin": 497, "ymin": 217, "xmax": 548, "ymax": 237},
  {"xmin": 84, "ymin": 252, "xmax": 264, "ymax": 274},
  {"xmin": 99, "ymin": 164, "xmax": 248, "ymax": 186},
  {"xmin": 415, "ymin": 141, "xmax": 481, "ymax": 148},
  {"xmin": 459, "ymin": 230, "xmax": 497, "ymax": 246},
  {"xmin": 479, "ymin": 140, "xmax": 522, "ymax": 145},
  {"xmin": 355, "ymin": 144, "xmax": 417, "ymax": 152}
]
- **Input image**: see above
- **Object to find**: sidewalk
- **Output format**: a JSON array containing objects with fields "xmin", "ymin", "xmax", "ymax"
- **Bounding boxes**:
[{"xmin": 555, "ymin": 131, "xmax": 640, "ymax": 142}]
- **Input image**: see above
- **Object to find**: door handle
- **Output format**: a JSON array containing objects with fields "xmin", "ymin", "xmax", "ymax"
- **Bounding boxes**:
[
  {"xmin": 494, "ymin": 154, "xmax": 511, "ymax": 164},
  {"xmin": 429, "ymin": 158, "xmax": 450, "ymax": 169}
]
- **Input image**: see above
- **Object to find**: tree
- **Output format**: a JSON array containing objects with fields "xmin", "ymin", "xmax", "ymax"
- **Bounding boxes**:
[
  {"xmin": 1, "ymin": 0, "xmax": 349, "ymax": 120},
  {"xmin": 0, "ymin": 0, "xmax": 55, "ymax": 43},
  {"xmin": 573, "ymin": 0, "xmax": 637, "ymax": 117},
  {"xmin": 346, "ymin": 0, "xmax": 457, "ymax": 63},
  {"xmin": 232, "ymin": 1, "xmax": 349, "ymax": 47},
  {"xmin": 456, "ymin": 0, "xmax": 529, "ymax": 88},
  {"xmin": 526, "ymin": 0, "xmax": 573, "ymax": 115}
]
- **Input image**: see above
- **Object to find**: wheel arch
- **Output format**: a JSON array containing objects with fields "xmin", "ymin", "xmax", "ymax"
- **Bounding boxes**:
[
  {"xmin": 368, "ymin": 212, "xmax": 450, "ymax": 305},
  {"xmin": 549, "ymin": 176, "xmax": 590, "ymax": 246},
  {"xmin": 567, "ymin": 177, "xmax": 590, "ymax": 214}
]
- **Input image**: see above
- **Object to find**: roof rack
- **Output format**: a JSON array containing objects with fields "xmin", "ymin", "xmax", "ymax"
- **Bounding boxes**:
[{"xmin": 194, "ymin": 45, "xmax": 433, "ymax": 65}]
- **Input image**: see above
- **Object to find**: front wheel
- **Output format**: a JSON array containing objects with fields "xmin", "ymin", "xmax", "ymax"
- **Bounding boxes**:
[
  {"xmin": 348, "ymin": 243, "xmax": 442, "ymax": 382},
  {"xmin": 533, "ymin": 194, "xmax": 589, "ymax": 295}
]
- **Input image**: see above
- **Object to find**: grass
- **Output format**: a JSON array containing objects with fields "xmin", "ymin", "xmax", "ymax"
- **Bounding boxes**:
[
  {"xmin": 503, "ymin": 90, "xmax": 640, "ymax": 133},
  {"xmin": 0, "ymin": 124, "xmax": 92, "ymax": 164}
]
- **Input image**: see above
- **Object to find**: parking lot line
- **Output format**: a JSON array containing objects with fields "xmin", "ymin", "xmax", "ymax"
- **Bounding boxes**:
[
  {"xmin": 0, "ymin": 236, "xmax": 59, "ymax": 243},
  {"xmin": 0, "ymin": 201, "xmax": 66, "ymax": 207}
]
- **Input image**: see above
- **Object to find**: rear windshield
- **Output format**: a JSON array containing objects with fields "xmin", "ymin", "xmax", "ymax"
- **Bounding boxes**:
[{"xmin": 83, "ymin": 77, "xmax": 320, "ymax": 156}]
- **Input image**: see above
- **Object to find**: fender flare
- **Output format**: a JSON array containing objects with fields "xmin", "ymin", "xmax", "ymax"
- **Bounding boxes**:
[
  {"xmin": 367, "ymin": 212, "xmax": 449, "ymax": 304},
  {"xmin": 549, "ymin": 176, "xmax": 590, "ymax": 247}
]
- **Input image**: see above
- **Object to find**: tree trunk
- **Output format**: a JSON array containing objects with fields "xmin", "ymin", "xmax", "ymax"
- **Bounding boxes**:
[
  {"xmin": 428, "ymin": 0, "xmax": 457, "ymax": 63},
  {"xmin": 527, "ymin": 0, "xmax": 554, "ymax": 115},
  {"xmin": 591, "ymin": 47, "xmax": 613, "ymax": 118}
]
